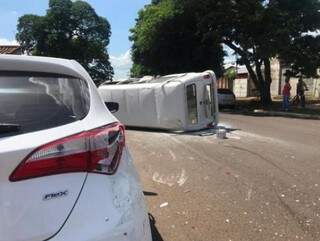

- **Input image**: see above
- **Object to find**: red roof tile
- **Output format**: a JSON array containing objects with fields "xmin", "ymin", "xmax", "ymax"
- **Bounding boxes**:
[{"xmin": 0, "ymin": 45, "xmax": 21, "ymax": 54}]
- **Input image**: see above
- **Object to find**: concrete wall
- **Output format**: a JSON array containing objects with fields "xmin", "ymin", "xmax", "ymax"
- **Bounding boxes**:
[
  {"xmin": 314, "ymin": 79, "xmax": 320, "ymax": 99},
  {"xmin": 265, "ymin": 58, "xmax": 320, "ymax": 99},
  {"xmin": 233, "ymin": 78, "xmax": 248, "ymax": 97},
  {"xmin": 230, "ymin": 59, "xmax": 320, "ymax": 99},
  {"xmin": 218, "ymin": 77, "xmax": 233, "ymax": 89},
  {"xmin": 270, "ymin": 58, "xmax": 281, "ymax": 96},
  {"xmin": 280, "ymin": 67, "xmax": 320, "ymax": 99}
]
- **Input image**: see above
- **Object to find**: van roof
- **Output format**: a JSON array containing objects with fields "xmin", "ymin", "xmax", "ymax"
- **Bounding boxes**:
[{"xmin": 101, "ymin": 71, "xmax": 215, "ymax": 89}]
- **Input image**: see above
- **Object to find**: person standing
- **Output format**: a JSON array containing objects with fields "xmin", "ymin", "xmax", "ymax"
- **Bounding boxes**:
[
  {"xmin": 297, "ymin": 77, "xmax": 308, "ymax": 108},
  {"xmin": 282, "ymin": 77, "xmax": 291, "ymax": 111}
]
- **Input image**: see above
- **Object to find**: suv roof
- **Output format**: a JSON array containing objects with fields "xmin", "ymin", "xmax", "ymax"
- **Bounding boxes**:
[{"xmin": 0, "ymin": 55, "xmax": 89, "ymax": 80}]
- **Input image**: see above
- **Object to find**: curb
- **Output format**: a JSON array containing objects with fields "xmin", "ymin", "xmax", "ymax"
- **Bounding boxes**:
[{"xmin": 250, "ymin": 110, "xmax": 320, "ymax": 120}]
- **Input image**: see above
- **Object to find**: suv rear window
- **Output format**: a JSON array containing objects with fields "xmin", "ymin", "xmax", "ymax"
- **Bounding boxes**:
[{"xmin": 0, "ymin": 73, "xmax": 90, "ymax": 137}]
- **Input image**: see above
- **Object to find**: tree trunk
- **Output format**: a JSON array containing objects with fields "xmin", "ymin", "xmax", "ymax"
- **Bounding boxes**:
[
  {"xmin": 223, "ymin": 40, "xmax": 273, "ymax": 107},
  {"xmin": 254, "ymin": 59, "xmax": 272, "ymax": 107},
  {"xmin": 259, "ymin": 82, "xmax": 272, "ymax": 108},
  {"xmin": 262, "ymin": 58, "xmax": 273, "ymax": 107}
]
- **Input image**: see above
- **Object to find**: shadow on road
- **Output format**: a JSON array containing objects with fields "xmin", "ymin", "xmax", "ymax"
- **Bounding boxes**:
[
  {"xmin": 149, "ymin": 213, "xmax": 164, "ymax": 241},
  {"xmin": 143, "ymin": 191, "xmax": 158, "ymax": 196},
  {"xmin": 173, "ymin": 126, "xmax": 240, "ymax": 137},
  {"xmin": 127, "ymin": 126, "xmax": 240, "ymax": 137},
  {"xmin": 126, "ymin": 126, "xmax": 173, "ymax": 133}
]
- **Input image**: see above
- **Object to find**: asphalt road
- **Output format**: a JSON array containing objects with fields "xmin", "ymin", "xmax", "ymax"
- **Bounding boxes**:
[{"xmin": 126, "ymin": 113, "xmax": 320, "ymax": 241}]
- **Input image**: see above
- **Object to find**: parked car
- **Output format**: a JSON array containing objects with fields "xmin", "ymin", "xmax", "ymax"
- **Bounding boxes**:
[
  {"xmin": 0, "ymin": 55, "xmax": 152, "ymax": 241},
  {"xmin": 218, "ymin": 88, "xmax": 236, "ymax": 108}
]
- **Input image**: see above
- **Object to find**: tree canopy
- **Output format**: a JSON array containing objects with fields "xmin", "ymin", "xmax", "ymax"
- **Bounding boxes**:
[
  {"xmin": 16, "ymin": 0, "xmax": 113, "ymax": 85},
  {"xmin": 130, "ymin": 0, "xmax": 224, "ymax": 78},
  {"xmin": 185, "ymin": 0, "xmax": 320, "ymax": 105},
  {"xmin": 131, "ymin": 0, "xmax": 320, "ymax": 106}
]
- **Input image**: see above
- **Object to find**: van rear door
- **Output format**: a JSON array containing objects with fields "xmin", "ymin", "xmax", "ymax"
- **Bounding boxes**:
[{"xmin": 197, "ymin": 75, "xmax": 217, "ymax": 128}]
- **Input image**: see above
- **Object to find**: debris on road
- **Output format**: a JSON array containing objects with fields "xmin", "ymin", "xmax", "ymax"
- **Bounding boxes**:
[
  {"xmin": 216, "ymin": 128, "xmax": 227, "ymax": 139},
  {"xmin": 152, "ymin": 169, "xmax": 188, "ymax": 187},
  {"xmin": 127, "ymin": 113, "xmax": 320, "ymax": 241},
  {"xmin": 160, "ymin": 202, "xmax": 169, "ymax": 208}
]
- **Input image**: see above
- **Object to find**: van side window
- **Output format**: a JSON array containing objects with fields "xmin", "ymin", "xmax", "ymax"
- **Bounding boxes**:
[
  {"xmin": 204, "ymin": 84, "xmax": 213, "ymax": 118},
  {"xmin": 186, "ymin": 84, "xmax": 198, "ymax": 125}
]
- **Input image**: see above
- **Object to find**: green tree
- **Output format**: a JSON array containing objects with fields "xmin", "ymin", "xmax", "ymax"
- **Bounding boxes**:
[
  {"xmin": 130, "ymin": 0, "xmax": 224, "ymax": 78},
  {"xmin": 175, "ymin": 0, "xmax": 320, "ymax": 106},
  {"xmin": 225, "ymin": 68, "xmax": 237, "ymax": 81},
  {"xmin": 16, "ymin": 0, "xmax": 113, "ymax": 85}
]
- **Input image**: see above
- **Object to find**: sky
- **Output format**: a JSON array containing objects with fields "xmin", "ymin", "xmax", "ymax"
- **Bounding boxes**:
[{"xmin": 0, "ymin": 0, "xmax": 150, "ymax": 79}]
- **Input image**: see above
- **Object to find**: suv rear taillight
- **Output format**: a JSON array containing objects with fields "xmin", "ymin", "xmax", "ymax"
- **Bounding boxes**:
[{"xmin": 9, "ymin": 122, "xmax": 125, "ymax": 182}]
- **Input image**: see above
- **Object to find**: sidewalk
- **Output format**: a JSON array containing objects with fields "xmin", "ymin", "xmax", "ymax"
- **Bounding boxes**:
[
  {"xmin": 230, "ymin": 99, "xmax": 320, "ymax": 120},
  {"xmin": 307, "ymin": 103, "xmax": 320, "ymax": 110}
]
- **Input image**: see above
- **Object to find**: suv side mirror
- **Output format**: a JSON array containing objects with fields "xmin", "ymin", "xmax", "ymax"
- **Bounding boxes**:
[{"xmin": 105, "ymin": 102, "xmax": 119, "ymax": 113}]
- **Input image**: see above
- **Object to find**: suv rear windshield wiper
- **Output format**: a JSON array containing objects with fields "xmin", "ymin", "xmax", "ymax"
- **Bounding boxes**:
[{"xmin": 0, "ymin": 123, "xmax": 21, "ymax": 134}]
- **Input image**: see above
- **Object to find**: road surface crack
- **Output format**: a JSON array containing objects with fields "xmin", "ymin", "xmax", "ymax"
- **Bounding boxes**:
[{"xmin": 225, "ymin": 145, "xmax": 296, "ymax": 179}]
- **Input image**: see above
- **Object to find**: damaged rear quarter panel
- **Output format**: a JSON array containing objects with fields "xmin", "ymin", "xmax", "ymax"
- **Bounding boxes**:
[{"xmin": 49, "ymin": 148, "xmax": 152, "ymax": 241}]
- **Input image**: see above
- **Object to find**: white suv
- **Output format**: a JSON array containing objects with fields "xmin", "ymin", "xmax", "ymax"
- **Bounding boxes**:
[{"xmin": 0, "ymin": 55, "xmax": 152, "ymax": 241}]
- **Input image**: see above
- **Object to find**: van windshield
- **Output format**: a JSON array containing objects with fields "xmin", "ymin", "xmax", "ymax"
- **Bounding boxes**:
[{"xmin": 0, "ymin": 74, "xmax": 90, "ymax": 137}]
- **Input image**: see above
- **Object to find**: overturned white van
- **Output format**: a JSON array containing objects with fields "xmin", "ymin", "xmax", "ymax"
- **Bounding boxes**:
[{"xmin": 98, "ymin": 71, "xmax": 219, "ymax": 131}]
